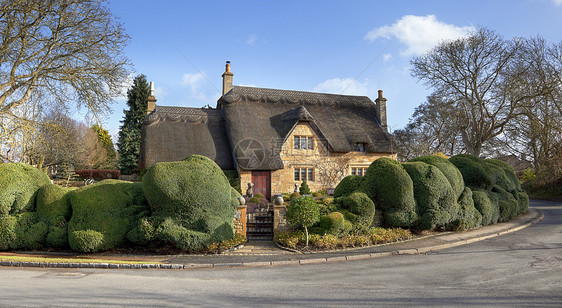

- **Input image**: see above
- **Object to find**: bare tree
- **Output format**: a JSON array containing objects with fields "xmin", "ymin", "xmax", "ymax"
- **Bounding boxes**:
[
  {"xmin": 314, "ymin": 154, "xmax": 351, "ymax": 189},
  {"xmin": 393, "ymin": 94, "xmax": 463, "ymax": 161},
  {"xmin": 411, "ymin": 28, "xmax": 554, "ymax": 156},
  {"xmin": 0, "ymin": 0, "xmax": 130, "ymax": 117}
]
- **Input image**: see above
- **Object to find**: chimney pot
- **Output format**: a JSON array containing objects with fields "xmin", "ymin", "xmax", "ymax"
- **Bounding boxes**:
[
  {"xmin": 222, "ymin": 61, "xmax": 234, "ymax": 95},
  {"xmin": 378, "ymin": 90, "xmax": 383, "ymax": 99}
]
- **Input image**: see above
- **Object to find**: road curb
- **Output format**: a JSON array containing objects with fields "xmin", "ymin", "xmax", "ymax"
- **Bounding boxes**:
[{"xmin": 0, "ymin": 209, "xmax": 543, "ymax": 270}]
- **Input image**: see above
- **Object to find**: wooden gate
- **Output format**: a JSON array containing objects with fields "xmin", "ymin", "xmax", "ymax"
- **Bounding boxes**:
[{"xmin": 251, "ymin": 170, "xmax": 271, "ymax": 200}]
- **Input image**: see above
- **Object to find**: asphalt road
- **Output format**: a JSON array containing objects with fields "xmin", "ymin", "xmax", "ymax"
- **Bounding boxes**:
[{"xmin": 0, "ymin": 200, "xmax": 560, "ymax": 307}]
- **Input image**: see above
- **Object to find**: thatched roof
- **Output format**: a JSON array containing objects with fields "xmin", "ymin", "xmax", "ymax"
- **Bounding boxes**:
[
  {"xmin": 218, "ymin": 86, "xmax": 393, "ymax": 170},
  {"xmin": 140, "ymin": 106, "xmax": 234, "ymax": 170}
]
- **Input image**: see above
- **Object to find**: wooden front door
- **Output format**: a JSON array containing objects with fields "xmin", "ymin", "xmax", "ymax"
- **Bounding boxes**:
[{"xmin": 251, "ymin": 171, "xmax": 271, "ymax": 200}]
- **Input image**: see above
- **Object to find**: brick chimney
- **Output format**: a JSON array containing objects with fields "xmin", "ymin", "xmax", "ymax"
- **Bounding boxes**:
[
  {"xmin": 222, "ymin": 61, "xmax": 233, "ymax": 96},
  {"xmin": 147, "ymin": 81, "xmax": 157, "ymax": 115},
  {"xmin": 375, "ymin": 90, "xmax": 387, "ymax": 129}
]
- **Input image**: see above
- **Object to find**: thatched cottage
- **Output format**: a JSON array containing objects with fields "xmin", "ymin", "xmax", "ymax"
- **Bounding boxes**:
[{"xmin": 140, "ymin": 63, "xmax": 396, "ymax": 199}]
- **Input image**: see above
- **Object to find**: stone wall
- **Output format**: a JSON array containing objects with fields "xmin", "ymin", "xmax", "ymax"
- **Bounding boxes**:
[{"xmin": 273, "ymin": 205, "xmax": 290, "ymax": 237}]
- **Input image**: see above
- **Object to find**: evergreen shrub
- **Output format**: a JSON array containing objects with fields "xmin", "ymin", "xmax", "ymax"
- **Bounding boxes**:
[
  {"xmin": 0, "ymin": 163, "xmax": 51, "ymax": 215},
  {"xmin": 452, "ymin": 187, "xmax": 482, "ymax": 230},
  {"xmin": 333, "ymin": 175, "xmax": 364, "ymax": 198},
  {"xmin": 402, "ymin": 162, "xmax": 459, "ymax": 230},
  {"xmin": 472, "ymin": 190, "xmax": 499, "ymax": 225},
  {"xmin": 359, "ymin": 158, "xmax": 417, "ymax": 228},
  {"xmin": 299, "ymin": 180, "xmax": 311, "ymax": 195},
  {"xmin": 141, "ymin": 155, "xmax": 237, "ymax": 251},
  {"xmin": 410, "ymin": 155, "xmax": 465, "ymax": 199},
  {"xmin": 67, "ymin": 180, "xmax": 149, "ymax": 252},
  {"xmin": 337, "ymin": 192, "xmax": 375, "ymax": 231}
]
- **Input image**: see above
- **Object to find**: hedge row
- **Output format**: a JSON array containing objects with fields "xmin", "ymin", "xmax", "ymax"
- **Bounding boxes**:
[
  {"xmin": 0, "ymin": 155, "xmax": 241, "ymax": 253},
  {"xmin": 333, "ymin": 154, "xmax": 528, "ymax": 231}
]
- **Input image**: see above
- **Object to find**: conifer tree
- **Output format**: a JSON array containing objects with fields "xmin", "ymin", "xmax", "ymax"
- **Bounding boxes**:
[
  {"xmin": 91, "ymin": 124, "xmax": 117, "ymax": 168},
  {"xmin": 117, "ymin": 75, "xmax": 150, "ymax": 174}
]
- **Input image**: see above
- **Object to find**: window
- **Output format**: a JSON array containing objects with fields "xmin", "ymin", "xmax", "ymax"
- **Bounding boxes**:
[
  {"xmin": 294, "ymin": 136, "xmax": 314, "ymax": 150},
  {"xmin": 350, "ymin": 167, "xmax": 368, "ymax": 176},
  {"xmin": 294, "ymin": 167, "xmax": 314, "ymax": 181},
  {"xmin": 353, "ymin": 143, "xmax": 366, "ymax": 152}
]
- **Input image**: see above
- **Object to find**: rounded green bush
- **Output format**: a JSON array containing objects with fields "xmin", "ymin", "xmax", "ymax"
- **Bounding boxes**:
[
  {"xmin": 359, "ymin": 157, "xmax": 417, "ymax": 228},
  {"xmin": 230, "ymin": 187, "xmax": 242, "ymax": 208},
  {"xmin": 516, "ymin": 190, "xmax": 529, "ymax": 214},
  {"xmin": 449, "ymin": 154, "xmax": 493, "ymax": 190},
  {"xmin": 0, "ymin": 163, "xmax": 51, "ymax": 215},
  {"xmin": 290, "ymin": 192, "xmax": 301, "ymax": 201},
  {"xmin": 472, "ymin": 190, "xmax": 500, "ymax": 225},
  {"xmin": 317, "ymin": 212, "xmax": 347, "ymax": 235},
  {"xmin": 248, "ymin": 197, "xmax": 261, "ymax": 204},
  {"xmin": 0, "ymin": 215, "xmax": 17, "ymax": 250},
  {"xmin": 402, "ymin": 161, "xmax": 459, "ymax": 230},
  {"xmin": 484, "ymin": 159, "xmax": 521, "ymax": 191},
  {"xmin": 45, "ymin": 226, "xmax": 68, "ymax": 248},
  {"xmin": 452, "ymin": 187, "xmax": 482, "ymax": 230},
  {"xmin": 67, "ymin": 180, "xmax": 149, "ymax": 252},
  {"xmin": 36, "ymin": 184, "xmax": 72, "ymax": 225},
  {"xmin": 491, "ymin": 185, "xmax": 518, "ymax": 222},
  {"xmin": 69, "ymin": 230, "xmax": 104, "ymax": 253},
  {"xmin": 142, "ymin": 155, "xmax": 236, "ymax": 250},
  {"xmin": 333, "ymin": 175, "xmax": 364, "ymax": 198},
  {"xmin": 254, "ymin": 193, "xmax": 265, "ymax": 199},
  {"xmin": 0, "ymin": 212, "xmax": 48, "ymax": 250},
  {"xmin": 338, "ymin": 192, "xmax": 375, "ymax": 231},
  {"xmin": 410, "ymin": 155, "xmax": 465, "ymax": 199}
]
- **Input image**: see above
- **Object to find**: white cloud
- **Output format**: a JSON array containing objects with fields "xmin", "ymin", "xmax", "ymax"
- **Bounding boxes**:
[
  {"xmin": 246, "ymin": 34, "xmax": 258, "ymax": 46},
  {"xmin": 364, "ymin": 15, "xmax": 475, "ymax": 56},
  {"xmin": 154, "ymin": 86, "xmax": 168, "ymax": 98},
  {"xmin": 181, "ymin": 72, "xmax": 217, "ymax": 102},
  {"xmin": 554, "ymin": 0, "xmax": 562, "ymax": 6},
  {"xmin": 313, "ymin": 78, "xmax": 369, "ymax": 96},
  {"xmin": 383, "ymin": 53, "xmax": 392, "ymax": 62}
]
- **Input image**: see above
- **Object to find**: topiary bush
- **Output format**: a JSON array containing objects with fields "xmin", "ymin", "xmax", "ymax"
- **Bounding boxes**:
[
  {"xmin": 359, "ymin": 158, "xmax": 417, "ymax": 228},
  {"xmin": 254, "ymin": 193, "xmax": 265, "ymax": 199},
  {"xmin": 337, "ymin": 192, "xmax": 375, "ymax": 232},
  {"xmin": 402, "ymin": 161, "xmax": 459, "ymax": 230},
  {"xmin": 410, "ymin": 155, "xmax": 465, "ymax": 199},
  {"xmin": 449, "ymin": 154, "xmax": 492, "ymax": 190},
  {"xmin": 141, "ymin": 155, "xmax": 236, "ymax": 251},
  {"xmin": 67, "ymin": 180, "xmax": 149, "ymax": 252},
  {"xmin": 248, "ymin": 197, "xmax": 261, "ymax": 204},
  {"xmin": 35, "ymin": 184, "xmax": 73, "ymax": 248},
  {"xmin": 472, "ymin": 190, "xmax": 500, "ymax": 225},
  {"xmin": 333, "ymin": 175, "xmax": 364, "ymax": 198},
  {"xmin": 0, "ymin": 163, "xmax": 51, "ymax": 216},
  {"xmin": 491, "ymin": 185, "xmax": 518, "ymax": 222},
  {"xmin": 452, "ymin": 187, "xmax": 482, "ymax": 230},
  {"xmin": 315, "ymin": 212, "xmax": 349, "ymax": 236},
  {"xmin": 290, "ymin": 192, "xmax": 301, "ymax": 201},
  {"xmin": 0, "ymin": 213, "xmax": 48, "ymax": 250},
  {"xmin": 299, "ymin": 180, "xmax": 311, "ymax": 195}
]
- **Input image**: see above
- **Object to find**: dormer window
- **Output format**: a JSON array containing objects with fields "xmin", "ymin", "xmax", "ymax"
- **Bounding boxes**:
[
  {"xmin": 294, "ymin": 136, "xmax": 313, "ymax": 150},
  {"xmin": 353, "ymin": 143, "xmax": 366, "ymax": 152}
]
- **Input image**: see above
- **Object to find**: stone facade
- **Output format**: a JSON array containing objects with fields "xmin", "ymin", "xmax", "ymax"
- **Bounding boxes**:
[{"xmin": 239, "ymin": 122, "xmax": 396, "ymax": 197}]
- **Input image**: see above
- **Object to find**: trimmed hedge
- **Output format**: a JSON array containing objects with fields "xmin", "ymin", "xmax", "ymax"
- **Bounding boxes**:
[
  {"xmin": 67, "ymin": 180, "xmax": 149, "ymax": 252},
  {"xmin": 333, "ymin": 175, "xmax": 364, "ymax": 198},
  {"xmin": 410, "ymin": 155, "xmax": 465, "ymax": 199},
  {"xmin": 0, "ymin": 213, "xmax": 48, "ymax": 250},
  {"xmin": 402, "ymin": 162, "xmax": 459, "ymax": 230},
  {"xmin": 0, "ymin": 163, "xmax": 51, "ymax": 215},
  {"xmin": 359, "ymin": 158, "xmax": 417, "ymax": 228},
  {"xmin": 315, "ymin": 212, "xmax": 351, "ymax": 236},
  {"xmin": 472, "ymin": 190, "xmax": 500, "ymax": 225},
  {"xmin": 36, "ymin": 184, "xmax": 73, "ymax": 248},
  {"xmin": 141, "ymin": 155, "xmax": 236, "ymax": 251},
  {"xmin": 453, "ymin": 187, "xmax": 482, "ymax": 230},
  {"xmin": 491, "ymin": 185, "xmax": 518, "ymax": 222},
  {"xmin": 337, "ymin": 192, "xmax": 375, "ymax": 232}
]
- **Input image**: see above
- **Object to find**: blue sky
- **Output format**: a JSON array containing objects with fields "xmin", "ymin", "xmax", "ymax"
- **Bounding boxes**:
[{"xmin": 101, "ymin": 0, "xmax": 562, "ymax": 141}]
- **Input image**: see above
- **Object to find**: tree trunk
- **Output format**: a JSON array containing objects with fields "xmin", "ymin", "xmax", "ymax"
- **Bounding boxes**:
[{"xmin": 304, "ymin": 226, "xmax": 309, "ymax": 247}]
